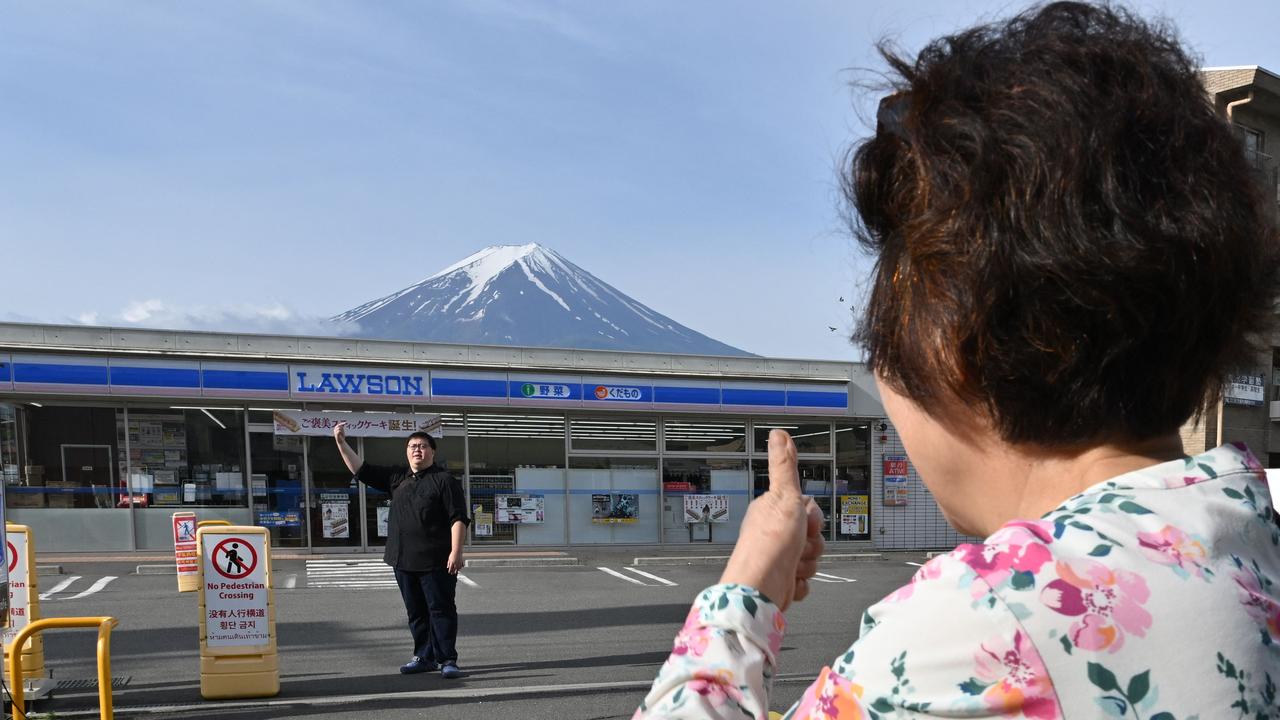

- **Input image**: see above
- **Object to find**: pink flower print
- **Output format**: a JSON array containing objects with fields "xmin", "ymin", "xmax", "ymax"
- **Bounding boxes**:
[
  {"xmin": 672, "ymin": 608, "xmax": 713, "ymax": 658},
  {"xmin": 883, "ymin": 555, "xmax": 947, "ymax": 603},
  {"xmin": 688, "ymin": 669, "xmax": 745, "ymax": 708},
  {"xmin": 1137, "ymin": 525, "xmax": 1211, "ymax": 580},
  {"xmin": 1232, "ymin": 565, "xmax": 1280, "ymax": 644},
  {"xmin": 955, "ymin": 521, "xmax": 1054, "ymax": 591},
  {"xmin": 790, "ymin": 667, "xmax": 867, "ymax": 719},
  {"xmin": 973, "ymin": 629, "xmax": 1062, "ymax": 720},
  {"xmin": 1040, "ymin": 560, "xmax": 1152, "ymax": 652},
  {"xmin": 767, "ymin": 609, "xmax": 786, "ymax": 657}
]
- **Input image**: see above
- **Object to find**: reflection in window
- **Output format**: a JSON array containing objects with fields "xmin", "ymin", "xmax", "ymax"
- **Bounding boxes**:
[
  {"xmin": 753, "ymin": 422, "xmax": 832, "ymax": 454},
  {"xmin": 663, "ymin": 420, "xmax": 746, "ymax": 453},
  {"xmin": 9, "ymin": 405, "xmax": 122, "ymax": 510},
  {"xmin": 124, "ymin": 408, "xmax": 247, "ymax": 507},
  {"xmin": 570, "ymin": 417, "xmax": 657, "ymax": 452}
]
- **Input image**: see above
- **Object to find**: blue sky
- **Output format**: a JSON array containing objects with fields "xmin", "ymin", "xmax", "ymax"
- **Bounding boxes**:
[{"xmin": 3, "ymin": 1, "xmax": 1277, "ymax": 360}]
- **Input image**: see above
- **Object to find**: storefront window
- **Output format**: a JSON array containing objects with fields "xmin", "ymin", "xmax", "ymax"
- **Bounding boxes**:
[
  {"xmin": 123, "ymin": 408, "xmax": 247, "ymax": 508},
  {"xmin": 248, "ymin": 431, "xmax": 306, "ymax": 548},
  {"xmin": 663, "ymin": 420, "xmax": 746, "ymax": 453},
  {"xmin": 467, "ymin": 414, "xmax": 566, "ymax": 546},
  {"xmin": 8, "ymin": 404, "xmax": 132, "ymax": 551},
  {"xmin": 753, "ymin": 421, "xmax": 832, "ymax": 455},
  {"xmin": 569, "ymin": 417, "xmax": 657, "ymax": 452},
  {"xmin": 835, "ymin": 422, "xmax": 872, "ymax": 541},
  {"xmin": 661, "ymin": 458, "xmax": 748, "ymax": 544},
  {"xmin": 568, "ymin": 456, "xmax": 658, "ymax": 544}
]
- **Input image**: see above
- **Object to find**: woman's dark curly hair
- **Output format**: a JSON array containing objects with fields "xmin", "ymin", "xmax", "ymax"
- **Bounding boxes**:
[{"xmin": 848, "ymin": 1, "xmax": 1279, "ymax": 447}]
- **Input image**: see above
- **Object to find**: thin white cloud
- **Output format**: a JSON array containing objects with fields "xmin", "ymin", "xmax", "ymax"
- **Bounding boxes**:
[{"xmin": 65, "ymin": 299, "xmax": 360, "ymax": 337}]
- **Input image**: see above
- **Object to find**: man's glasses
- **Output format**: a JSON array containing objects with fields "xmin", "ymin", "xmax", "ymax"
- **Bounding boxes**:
[{"xmin": 407, "ymin": 444, "xmax": 432, "ymax": 450}]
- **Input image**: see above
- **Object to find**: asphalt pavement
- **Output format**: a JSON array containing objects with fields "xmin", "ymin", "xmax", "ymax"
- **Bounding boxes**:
[{"xmin": 16, "ymin": 551, "xmax": 923, "ymax": 719}]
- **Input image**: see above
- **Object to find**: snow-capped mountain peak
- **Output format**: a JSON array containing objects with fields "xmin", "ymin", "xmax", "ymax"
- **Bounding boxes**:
[{"xmin": 332, "ymin": 244, "xmax": 750, "ymax": 356}]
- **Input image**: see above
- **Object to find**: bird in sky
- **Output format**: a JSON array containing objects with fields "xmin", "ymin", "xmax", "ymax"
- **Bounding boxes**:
[{"xmin": 828, "ymin": 326, "xmax": 837, "ymax": 332}]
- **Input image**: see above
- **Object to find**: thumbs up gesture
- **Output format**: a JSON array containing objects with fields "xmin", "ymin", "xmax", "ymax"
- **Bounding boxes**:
[{"xmin": 720, "ymin": 429, "xmax": 825, "ymax": 611}]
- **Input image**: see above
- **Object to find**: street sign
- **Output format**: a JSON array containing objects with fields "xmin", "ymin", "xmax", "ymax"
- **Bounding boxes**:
[
  {"xmin": 196, "ymin": 525, "xmax": 278, "ymax": 700},
  {"xmin": 173, "ymin": 512, "xmax": 199, "ymax": 592}
]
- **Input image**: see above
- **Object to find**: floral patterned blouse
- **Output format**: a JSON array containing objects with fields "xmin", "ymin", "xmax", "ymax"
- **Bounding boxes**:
[{"xmin": 636, "ymin": 443, "xmax": 1280, "ymax": 719}]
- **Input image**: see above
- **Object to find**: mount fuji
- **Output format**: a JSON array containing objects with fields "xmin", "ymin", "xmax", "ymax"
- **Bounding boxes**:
[{"xmin": 331, "ymin": 244, "xmax": 752, "ymax": 356}]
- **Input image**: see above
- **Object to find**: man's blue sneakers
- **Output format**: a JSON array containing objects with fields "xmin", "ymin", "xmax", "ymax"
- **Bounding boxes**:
[
  {"xmin": 440, "ymin": 662, "xmax": 462, "ymax": 679},
  {"xmin": 400, "ymin": 657, "xmax": 438, "ymax": 674}
]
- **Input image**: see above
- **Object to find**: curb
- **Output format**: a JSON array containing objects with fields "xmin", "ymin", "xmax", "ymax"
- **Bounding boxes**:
[
  {"xmin": 36, "ymin": 564, "xmax": 63, "ymax": 575},
  {"xmin": 633, "ymin": 556, "xmax": 728, "ymax": 566},
  {"xmin": 464, "ymin": 558, "xmax": 579, "ymax": 568},
  {"xmin": 136, "ymin": 564, "xmax": 177, "ymax": 575}
]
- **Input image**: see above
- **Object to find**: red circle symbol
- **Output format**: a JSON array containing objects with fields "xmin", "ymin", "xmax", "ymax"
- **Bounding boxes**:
[
  {"xmin": 6, "ymin": 541, "xmax": 16, "ymax": 574},
  {"xmin": 594, "ymin": 386, "xmax": 608, "ymax": 399},
  {"xmin": 211, "ymin": 537, "xmax": 258, "ymax": 580}
]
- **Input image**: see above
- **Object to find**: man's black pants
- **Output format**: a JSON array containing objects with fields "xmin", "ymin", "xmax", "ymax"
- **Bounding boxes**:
[{"xmin": 393, "ymin": 566, "xmax": 459, "ymax": 664}]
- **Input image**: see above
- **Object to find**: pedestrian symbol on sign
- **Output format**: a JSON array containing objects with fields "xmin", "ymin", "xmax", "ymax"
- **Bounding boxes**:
[{"xmin": 211, "ymin": 537, "xmax": 258, "ymax": 580}]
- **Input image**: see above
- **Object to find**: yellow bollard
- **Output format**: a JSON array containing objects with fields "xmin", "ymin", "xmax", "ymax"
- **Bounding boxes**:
[
  {"xmin": 197, "ymin": 520, "xmax": 232, "ymax": 528},
  {"xmin": 7, "ymin": 616, "xmax": 118, "ymax": 720},
  {"xmin": 196, "ymin": 525, "xmax": 278, "ymax": 699}
]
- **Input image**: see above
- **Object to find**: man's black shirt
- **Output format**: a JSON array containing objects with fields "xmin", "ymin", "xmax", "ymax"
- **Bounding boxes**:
[{"xmin": 353, "ymin": 461, "xmax": 470, "ymax": 572}]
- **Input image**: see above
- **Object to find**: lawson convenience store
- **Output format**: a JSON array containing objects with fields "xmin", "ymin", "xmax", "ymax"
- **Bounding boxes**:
[{"xmin": 0, "ymin": 322, "xmax": 966, "ymax": 553}]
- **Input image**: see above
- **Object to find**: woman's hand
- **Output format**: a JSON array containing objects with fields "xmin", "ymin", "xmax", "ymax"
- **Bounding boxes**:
[{"xmin": 719, "ymin": 429, "xmax": 825, "ymax": 611}]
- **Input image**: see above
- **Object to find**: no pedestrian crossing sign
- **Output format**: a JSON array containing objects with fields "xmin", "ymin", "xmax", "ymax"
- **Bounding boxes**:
[{"xmin": 201, "ymin": 531, "xmax": 269, "ymax": 648}]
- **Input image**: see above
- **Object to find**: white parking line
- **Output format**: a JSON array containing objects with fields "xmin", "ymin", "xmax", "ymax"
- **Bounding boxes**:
[
  {"xmin": 905, "ymin": 561, "xmax": 923, "ymax": 567},
  {"xmin": 623, "ymin": 567, "xmax": 677, "ymax": 586},
  {"xmin": 283, "ymin": 573, "xmax": 298, "ymax": 589},
  {"xmin": 458, "ymin": 574, "xmax": 480, "ymax": 589},
  {"xmin": 597, "ymin": 567, "xmax": 646, "ymax": 586},
  {"xmin": 812, "ymin": 572, "xmax": 856, "ymax": 583},
  {"xmin": 39, "ymin": 576, "xmax": 82, "ymax": 600},
  {"xmin": 62, "ymin": 577, "xmax": 117, "ymax": 600}
]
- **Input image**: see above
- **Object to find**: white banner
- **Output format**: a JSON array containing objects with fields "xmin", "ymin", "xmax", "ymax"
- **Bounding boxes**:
[{"xmin": 273, "ymin": 410, "xmax": 443, "ymax": 437}]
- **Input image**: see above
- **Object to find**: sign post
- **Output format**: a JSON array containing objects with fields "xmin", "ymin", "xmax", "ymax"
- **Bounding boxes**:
[
  {"xmin": 196, "ymin": 525, "xmax": 278, "ymax": 699},
  {"xmin": 173, "ymin": 512, "xmax": 199, "ymax": 592},
  {"xmin": 2, "ymin": 524, "xmax": 51, "ymax": 695}
]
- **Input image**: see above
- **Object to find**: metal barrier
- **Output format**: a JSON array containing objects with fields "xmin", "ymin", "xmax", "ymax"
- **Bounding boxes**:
[
  {"xmin": 7, "ymin": 616, "xmax": 119, "ymax": 720},
  {"xmin": 197, "ymin": 520, "xmax": 232, "ymax": 528}
]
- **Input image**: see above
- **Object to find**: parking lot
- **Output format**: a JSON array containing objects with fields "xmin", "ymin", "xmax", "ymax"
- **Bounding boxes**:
[{"xmin": 23, "ymin": 554, "xmax": 921, "ymax": 719}]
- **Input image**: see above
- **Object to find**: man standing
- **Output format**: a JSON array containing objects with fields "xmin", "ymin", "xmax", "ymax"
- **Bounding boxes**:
[{"xmin": 333, "ymin": 422, "xmax": 469, "ymax": 679}]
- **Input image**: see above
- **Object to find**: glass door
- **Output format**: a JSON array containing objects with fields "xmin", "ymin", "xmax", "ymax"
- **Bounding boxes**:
[
  {"xmin": 360, "ymin": 437, "xmax": 403, "ymax": 549},
  {"xmin": 307, "ymin": 436, "xmax": 363, "ymax": 550},
  {"xmin": 248, "ymin": 431, "xmax": 306, "ymax": 548}
]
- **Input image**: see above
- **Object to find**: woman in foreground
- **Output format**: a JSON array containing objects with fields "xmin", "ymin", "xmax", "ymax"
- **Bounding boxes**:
[{"xmin": 636, "ymin": 2, "xmax": 1280, "ymax": 717}]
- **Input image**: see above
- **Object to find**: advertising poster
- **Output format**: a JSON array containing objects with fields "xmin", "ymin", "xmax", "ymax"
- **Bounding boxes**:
[
  {"xmin": 591, "ymin": 493, "xmax": 639, "ymax": 524},
  {"xmin": 883, "ymin": 455, "xmax": 909, "ymax": 507},
  {"xmin": 495, "ymin": 495, "xmax": 544, "ymax": 524},
  {"xmin": 1225, "ymin": 374, "xmax": 1266, "ymax": 407},
  {"xmin": 839, "ymin": 495, "xmax": 869, "ymax": 535},
  {"xmin": 472, "ymin": 504, "xmax": 494, "ymax": 537},
  {"xmin": 376, "ymin": 506, "xmax": 390, "ymax": 537},
  {"xmin": 320, "ymin": 493, "xmax": 350, "ymax": 538},
  {"xmin": 683, "ymin": 494, "xmax": 729, "ymax": 523}
]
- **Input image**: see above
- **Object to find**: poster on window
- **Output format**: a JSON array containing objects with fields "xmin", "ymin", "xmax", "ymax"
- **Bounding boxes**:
[
  {"xmin": 683, "ymin": 494, "xmax": 729, "ymax": 523},
  {"xmin": 495, "ymin": 495, "xmax": 544, "ymax": 524},
  {"xmin": 472, "ymin": 504, "xmax": 494, "ymax": 537},
  {"xmin": 591, "ymin": 493, "xmax": 640, "ymax": 524},
  {"xmin": 839, "ymin": 495, "xmax": 869, "ymax": 535},
  {"xmin": 376, "ymin": 505, "xmax": 390, "ymax": 537},
  {"xmin": 320, "ymin": 494, "xmax": 350, "ymax": 538}
]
